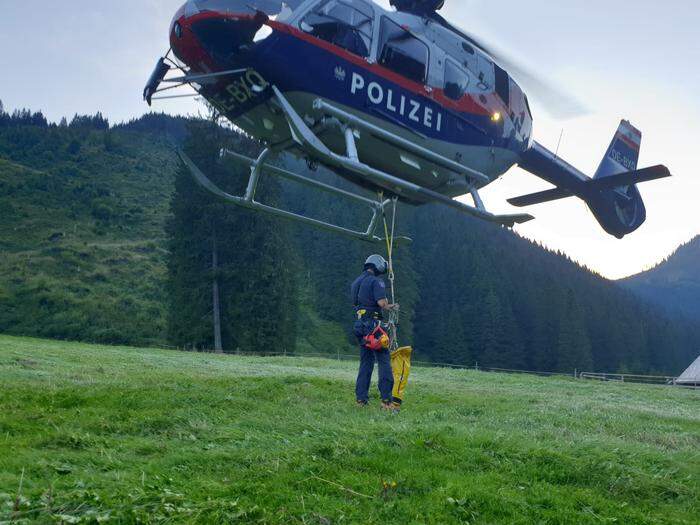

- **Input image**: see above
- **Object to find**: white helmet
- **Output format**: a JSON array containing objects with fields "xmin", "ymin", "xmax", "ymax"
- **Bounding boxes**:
[{"xmin": 365, "ymin": 254, "xmax": 388, "ymax": 275}]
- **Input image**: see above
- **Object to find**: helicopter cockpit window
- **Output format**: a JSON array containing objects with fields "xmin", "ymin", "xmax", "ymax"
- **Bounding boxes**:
[
  {"xmin": 444, "ymin": 61, "xmax": 468, "ymax": 101},
  {"xmin": 378, "ymin": 17, "xmax": 429, "ymax": 84},
  {"xmin": 300, "ymin": 0, "xmax": 374, "ymax": 58}
]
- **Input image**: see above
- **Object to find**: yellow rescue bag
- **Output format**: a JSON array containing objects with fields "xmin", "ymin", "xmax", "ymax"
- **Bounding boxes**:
[{"xmin": 390, "ymin": 346, "xmax": 412, "ymax": 408}]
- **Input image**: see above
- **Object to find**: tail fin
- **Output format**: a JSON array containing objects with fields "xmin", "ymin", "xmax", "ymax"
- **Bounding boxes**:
[
  {"xmin": 594, "ymin": 120, "xmax": 641, "ymax": 179},
  {"xmin": 513, "ymin": 121, "xmax": 670, "ymax": 239}
]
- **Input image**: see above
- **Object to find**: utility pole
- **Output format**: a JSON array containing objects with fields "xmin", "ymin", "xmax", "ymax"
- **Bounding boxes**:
[{"xmin": 212, "ymin": 223, "xmax": 223, "ymax": 353}]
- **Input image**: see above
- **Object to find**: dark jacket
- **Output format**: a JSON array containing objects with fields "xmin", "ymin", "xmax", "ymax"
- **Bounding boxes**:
[{"xmin": 350, "ymin": 271, "xmax": 387, "ymax": 317}]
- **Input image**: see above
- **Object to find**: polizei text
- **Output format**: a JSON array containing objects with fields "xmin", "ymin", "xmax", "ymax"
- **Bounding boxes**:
[{"xmin": 349, "ymin": 72, "xmax": 443, "ymax": 132}]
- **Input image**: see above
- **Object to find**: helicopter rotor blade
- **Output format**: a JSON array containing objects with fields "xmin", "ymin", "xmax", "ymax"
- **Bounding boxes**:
[
  {"xmin": 470, "ymin": 37, "xmax": 589, "ymax": 120},
  {"xmin": 429, "ymin": 13, "xmax": 590, "ymax": 120}
]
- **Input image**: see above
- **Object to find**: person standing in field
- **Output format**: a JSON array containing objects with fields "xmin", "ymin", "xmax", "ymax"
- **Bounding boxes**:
[{"xmin": 350, "ymin": 254, "xmax": 397, "ymax": 409}]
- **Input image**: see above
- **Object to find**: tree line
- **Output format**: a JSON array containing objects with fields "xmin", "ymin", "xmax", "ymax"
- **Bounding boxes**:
[
  {"xmin": 168, "ymin": 119, "xmax": 699, "ymax": 375},
  {"xmin": 0, "ymin": 101, "xmax": 109, "ymax": 131},
  {"xmin": 0, "ymin": 107, "xmax": 696, "ymax": 375}
]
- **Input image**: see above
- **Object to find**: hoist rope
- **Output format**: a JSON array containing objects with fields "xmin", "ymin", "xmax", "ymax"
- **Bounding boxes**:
[{"xmin": 379, "ymin": 193, "xmax": 400, "ymax": 352}]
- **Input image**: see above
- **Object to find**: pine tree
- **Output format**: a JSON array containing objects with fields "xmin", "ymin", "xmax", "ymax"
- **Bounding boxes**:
[
  {"xmin": 166, "ymin": 119, "xmax": 299, "ymax": 353},
  {"xmin": 556, "ymin": 289, "xmax": 593, "ymax": 373}
]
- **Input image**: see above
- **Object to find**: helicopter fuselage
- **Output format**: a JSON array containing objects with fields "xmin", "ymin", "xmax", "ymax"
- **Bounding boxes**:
[
  {"xmin": 169, "ymin": 0, "xmax": 533, "ymax": 198},
  {"xmin": 155, "ymin": 0, "xmax": 668, "ymax": 239}
]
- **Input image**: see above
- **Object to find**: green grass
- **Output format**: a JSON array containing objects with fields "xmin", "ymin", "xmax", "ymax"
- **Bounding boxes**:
[{"xmin": 0, "ymin": 336, "xmax": 698, "ymax": 524}]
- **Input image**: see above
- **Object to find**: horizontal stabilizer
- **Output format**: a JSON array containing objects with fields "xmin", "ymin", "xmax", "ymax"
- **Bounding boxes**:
[
  {"xmin": 493, "ymin": 213, "xmax": 536, "ymax": 226},
  {"xmin": 507, "ymin": 187, "xmax": 574, "ymax": 207},
  {"xmin": 508, "ymin": 165, "xmax": 671, "ymax": 208},
  {"xmin": 586, "ymin": 165, "xmax": 671, "ymax": 190}
]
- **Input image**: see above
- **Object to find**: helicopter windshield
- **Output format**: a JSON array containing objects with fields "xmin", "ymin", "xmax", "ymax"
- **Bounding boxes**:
[{"xmin": 300, "ymin": 0, "xmax": 375, "ymax": 58}]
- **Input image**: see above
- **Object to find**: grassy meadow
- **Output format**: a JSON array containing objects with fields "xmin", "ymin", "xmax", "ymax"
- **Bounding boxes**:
[{"xmin": 0, "ymin": 335, "xmax": 698, "ymax": 524}]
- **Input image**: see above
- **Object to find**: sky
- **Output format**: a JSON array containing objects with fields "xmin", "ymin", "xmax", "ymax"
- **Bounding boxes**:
[{"xmin": 1, "ymin": 0, "xmax": 698, "ymax": 278}]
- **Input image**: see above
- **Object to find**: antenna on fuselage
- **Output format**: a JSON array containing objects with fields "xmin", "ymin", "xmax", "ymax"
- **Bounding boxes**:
[{"xmin": 554, "ymin": 129, "xmax": 564, "ymax": 160}]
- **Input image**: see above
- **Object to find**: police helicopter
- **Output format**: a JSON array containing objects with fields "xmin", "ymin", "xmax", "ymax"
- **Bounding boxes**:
[{"xmin": 144, "ymin": 0, "xmax": 671, "ymax": 242}]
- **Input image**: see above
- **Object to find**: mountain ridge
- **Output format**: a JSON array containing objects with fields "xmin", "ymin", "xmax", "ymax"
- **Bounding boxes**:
[{"xmin": 620, "ymin": 236, "xmax": 700, "ymax": 320}]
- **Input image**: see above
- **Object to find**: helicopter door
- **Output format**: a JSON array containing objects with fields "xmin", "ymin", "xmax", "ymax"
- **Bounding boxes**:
[
  {"xmin": 377, "ymin": 17, "xmax": 429, "ymax": 84},
  {"xmin": 299, "ymin": 0, "xmax": 375, "ymax": 59}
]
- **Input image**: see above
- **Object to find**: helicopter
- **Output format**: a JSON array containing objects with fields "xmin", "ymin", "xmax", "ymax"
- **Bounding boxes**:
[{"xmin": 144, "ymin": 0, "xmax": 671, "ymax": 242}]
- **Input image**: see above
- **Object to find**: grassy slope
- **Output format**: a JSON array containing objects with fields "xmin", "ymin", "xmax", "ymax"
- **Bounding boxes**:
[
  {"xmin": 0, "ymin": 336, "xmax": 698, "ymax": 524},
  {"xmin": 0, "ymin": 133, "xmax": 176, "ymax": 345}
]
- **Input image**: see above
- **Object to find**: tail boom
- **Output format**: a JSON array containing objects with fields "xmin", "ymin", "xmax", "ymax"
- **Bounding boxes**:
[{"xmin": 512, "ymin": 121, "xmax": 670, "ymax": 238}]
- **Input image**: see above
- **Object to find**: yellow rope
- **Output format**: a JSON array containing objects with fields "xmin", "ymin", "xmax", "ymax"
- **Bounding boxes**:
[
  {"xmin": 379, "ymin": 192, "xmax": 395, "ymax": 302},
  {"xmin": 379, "ymin": 192, "xmax": 399, "ymax": 351}
]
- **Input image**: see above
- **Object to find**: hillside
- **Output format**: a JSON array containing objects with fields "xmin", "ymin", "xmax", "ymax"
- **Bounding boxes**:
[
  {"xmin": 1, "ymin": 110, "xmax": 699, "ymax": 375},
  {"xmin": 1, "ymin": 335, "xmax": 698, "ymax": 524},
  {"xmin": 621, "ymin": 236, "xmax": 700, "ymax": 320},
  {"xmin": 0, "ymin": 121, "xmax": 177, "ymax": 345}
]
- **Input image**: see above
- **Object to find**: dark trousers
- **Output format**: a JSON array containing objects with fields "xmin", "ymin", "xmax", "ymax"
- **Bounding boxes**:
[{"xmin": 356, "ymin": 346, "xmax": 394, "ymax": 403}]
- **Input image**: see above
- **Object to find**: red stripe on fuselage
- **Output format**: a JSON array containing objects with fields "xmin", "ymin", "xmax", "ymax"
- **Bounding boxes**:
[{"xmin": 172, "ymin": 11, "xmax": 493, "ymax": 118}]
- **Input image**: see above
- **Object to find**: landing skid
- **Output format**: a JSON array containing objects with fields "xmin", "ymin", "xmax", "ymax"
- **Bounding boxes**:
[
  {"xmin": 178, "ymin": 148, "xmax": 405, "ymax": 243},
  {"xmin": 178, "ymin": 85, "xmax": 533, "ymax": 244}
]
